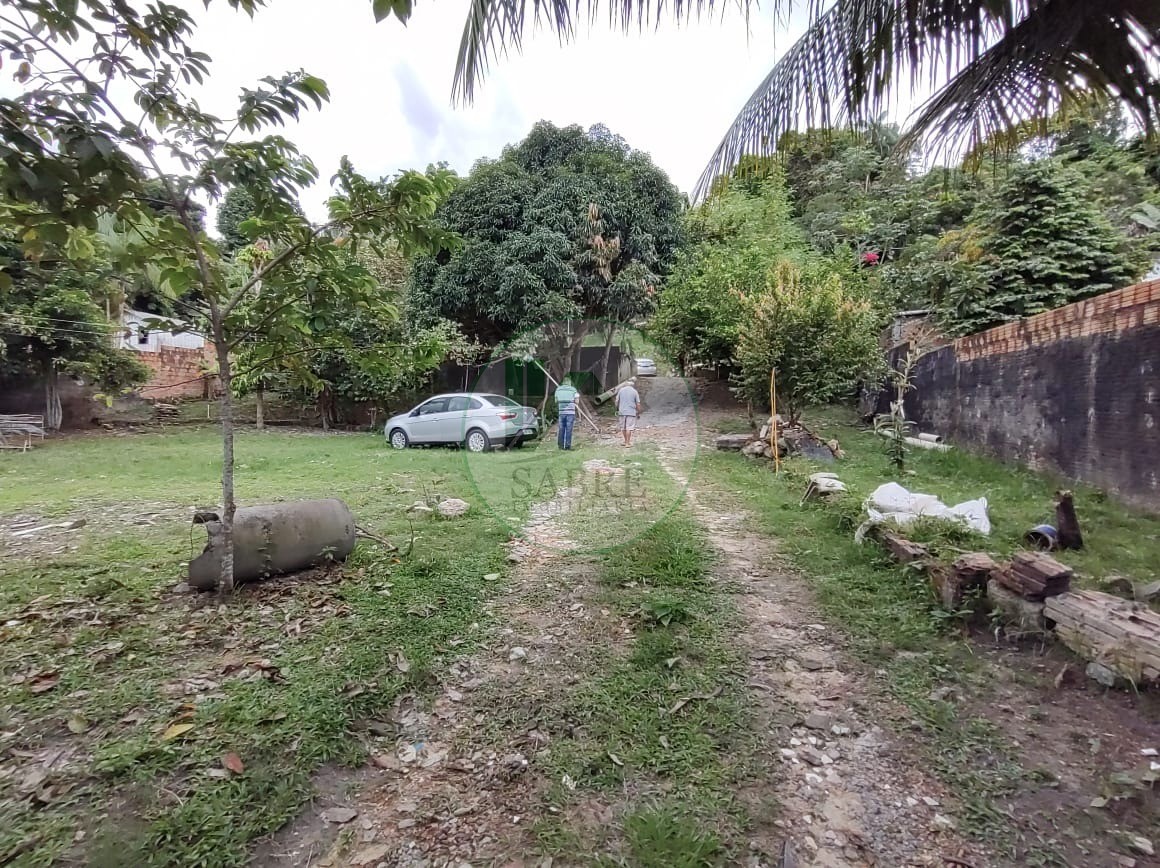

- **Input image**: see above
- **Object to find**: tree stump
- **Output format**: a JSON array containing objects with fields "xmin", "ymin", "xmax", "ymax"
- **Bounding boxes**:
[
  {"xmin": 1054, "ymin": 490, "xmax": 1084, "ymax": 550},
  {"xmin": 932, "ymin": 552, "xmax": 996, "ymax": 610}
]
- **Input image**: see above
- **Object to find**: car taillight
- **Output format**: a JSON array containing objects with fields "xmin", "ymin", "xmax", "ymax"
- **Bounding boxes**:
[{"xmin": 499, "ymin": 412, "xmax": 516, "ymax": 420}]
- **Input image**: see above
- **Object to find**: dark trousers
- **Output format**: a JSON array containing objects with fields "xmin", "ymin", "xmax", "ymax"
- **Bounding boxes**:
[{"xmin": 557, "ymin": 413, "xmax": 575, "ymax": 449}]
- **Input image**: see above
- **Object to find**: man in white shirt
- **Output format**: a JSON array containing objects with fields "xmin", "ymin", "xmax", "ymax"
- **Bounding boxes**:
[{"xmin": 615, "ymin": 378, "xmax": 641, "ymax": 447}]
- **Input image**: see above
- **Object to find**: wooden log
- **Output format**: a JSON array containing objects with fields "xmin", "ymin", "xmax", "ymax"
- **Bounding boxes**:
[
  {"xmin": 715, "ymin": 433, "xmax": 754, "ymax": 452},
  {"xmin": 932, "ymin": 553, "xmax": 997, "ymax": 609},
  {"xmin": 993, "ymin": 551, "xmax": 1072, "ymax": 600},
  {"xmin": 877, "ymin": 531, "xmax": 930, "ymax": 565},
  {"xmin": 987, "ymin": 579, "xmax": 1048, "ymax": 633},
  {"xmin": 1054, "ymin": 490, "xmax": 1084, "ymax": 550},
  {"xmin": 1044, "ymin": 590, "xmax": 1160, "ymax": 686}
]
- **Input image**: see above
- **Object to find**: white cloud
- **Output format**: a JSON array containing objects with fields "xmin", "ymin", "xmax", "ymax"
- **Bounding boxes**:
[{"xmin": 187, "ymin": 0, "xmax": 816, "ymax": 221}]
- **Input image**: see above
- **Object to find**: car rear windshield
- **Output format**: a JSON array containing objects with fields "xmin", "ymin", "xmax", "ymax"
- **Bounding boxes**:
[{"xmin": 481, "ymin": 395, "xmax": 520, "ymax": 407}]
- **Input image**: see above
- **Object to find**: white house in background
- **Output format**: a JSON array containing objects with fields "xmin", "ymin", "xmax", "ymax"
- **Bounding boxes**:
[{"xmin": 119, "ymin": 308, "xmax": 205, "ymax": 352}]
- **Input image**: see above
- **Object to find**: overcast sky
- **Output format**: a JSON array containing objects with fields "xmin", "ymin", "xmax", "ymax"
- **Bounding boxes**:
[{"xmin": 188, "ymin": 0, "xmax": 818, "ymax": 222}]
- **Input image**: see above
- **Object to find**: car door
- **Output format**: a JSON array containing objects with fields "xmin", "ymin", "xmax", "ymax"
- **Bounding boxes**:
[
  {"xmin": 409, "ymin": 397, "xmax": 449, "ymax": 443},
  {"xmin": 442, "ymin": 396, "xmax": 472, "ymax": 442}
]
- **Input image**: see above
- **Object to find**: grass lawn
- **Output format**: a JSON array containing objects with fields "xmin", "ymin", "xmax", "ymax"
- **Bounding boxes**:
[
  {"xmin": 500, "ymin": 442, "xmax": 767, "ymax": 864},
  {"xmin": 0, "ymin": 427, "xmax": 619, "ymax": 866}
]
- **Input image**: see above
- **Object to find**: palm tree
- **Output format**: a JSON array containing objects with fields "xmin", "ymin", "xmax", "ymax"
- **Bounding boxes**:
[{"xmin": 451, "ymin": 0, "xmax": 1160, "ymax": 199}]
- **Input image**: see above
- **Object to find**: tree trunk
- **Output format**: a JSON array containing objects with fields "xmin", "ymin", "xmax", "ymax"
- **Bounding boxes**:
[
  {"xmin": 567, "ymin": 323, "xmax": 588, "ymax": 379},
  {"xmin": 320, "ymin": 387, "xmax": 331, "ymax": 432},
  {"xmin": 600, "ymin": 321, "xmax": 617, "ymax": 388},
  {"xmin": 43, "ymin": 362, "xmax": 62, "ymax": 431},
  {"xmin": 1055, "ymin": 491, "xmax": 1084, "ymax": 550},
  {"xmin": 255, "ymin": 383, "xmax": 265, "ymax": 431},
  {"xmin": 212, "ymin": 317, "xmax": 236, "ymax": 596}
]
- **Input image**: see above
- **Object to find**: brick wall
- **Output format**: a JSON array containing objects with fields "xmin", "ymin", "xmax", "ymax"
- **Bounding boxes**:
[
  {"xmin": 135, "ymin": 344, "xmax": 217, "ymax": 400},
  {"xmin": 885, "ymin": 280, "xmax": 1160, "ymax": 512}
]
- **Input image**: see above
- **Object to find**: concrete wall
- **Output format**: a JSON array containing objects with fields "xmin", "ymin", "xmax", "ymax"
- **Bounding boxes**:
[{"xmin": 884, "ymin": 279, "xmax": 1160, "ymax": 511}]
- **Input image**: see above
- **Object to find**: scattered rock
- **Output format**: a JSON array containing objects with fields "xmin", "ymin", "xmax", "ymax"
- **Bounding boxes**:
[
  {"xmin": 922, "ymin": 796, "xmax": 940, "ymax": 807},
  {"xmin": 801, "ymin": 748, "xmax": 831, "ymax": 767},
  {"xmin": 741, "ymin": 440, "xmax": 767, "ymax": 458},
  {"xmin": 1127, "ymin": 835, "xmax": 1154, "ymax": 857},
  {"xmin": 928, "ymin": 686, "xmax": 959, "ymax": 703},
  {"xmin": 1101, "ymin": 574, "xmax": 1135, "ymax": 598},
  {"xmin": 796, "ymin": 651, "xmax": 830, "ymax": 672},
  {"xmin": 351, "ymin": 845, "xmax": 391, "ymax": 866},
  {"xmin": 436, "ymin": 498, "xmax": 470, "ymax": 518},
  {"xmin": 170, "ymin": 582, "xmax": 193, "ymax": 594},
  {"xmin": 495, "ymin": 752, "xmax": 529, "ymax": 781},
  {"xmin": 397, "ymin": 818, "xmax": 416, "ymax": 829},
  {"xmin": 803, "ymin": 712, "xmax": 832, "ymax": 731},
  {"xmin": 508, "ymin": 646, "xmax": 527, "ymax": 663},
  {"xmin": 407, "ymin": 501, "xmax": 434, "ymax": 514},
  {"xmin": 321, "ymin": 807, "xmax": 358, "ymax": 824},
  {"xmin": 371, "ymin": 753, "xmax": 401, "ymax": 771},
  {"xmin": 1135, "ymin": 580, "xmax": 1160, "ymax": 603},
  {"xmin": 932, "ymin": 814, "xmax": 956, "ymax": 831},
  {"xmin": 830, "ymin": 725, "xmax": 851, "ymax": 737},
  {"xmin": 1086, "ymin": 661, "xmax": 1122, "ymax": 688}
]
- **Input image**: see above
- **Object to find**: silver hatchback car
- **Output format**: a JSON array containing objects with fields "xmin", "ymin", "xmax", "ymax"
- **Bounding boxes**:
[{"xmin": 384, "ymin": 392, "xmax": 540, "ymax": 452}]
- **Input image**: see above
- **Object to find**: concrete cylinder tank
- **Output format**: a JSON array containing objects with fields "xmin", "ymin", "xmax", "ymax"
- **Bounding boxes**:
[{"xmin": 188, "ymin": 498, "xmax": 357, "ymax": 591}]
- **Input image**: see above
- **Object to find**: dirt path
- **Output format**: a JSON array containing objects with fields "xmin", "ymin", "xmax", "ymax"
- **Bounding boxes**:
[
  {"xmin": 253, "ymin": 457, "xmax": 641, "ymax": 867},
  {"xmin": 641, "ymin": 378, "xmax": 984, "ymax": 867},
  {"xmin": 254, "ymin": 379, "xmax": 986, "ymax": 867}
]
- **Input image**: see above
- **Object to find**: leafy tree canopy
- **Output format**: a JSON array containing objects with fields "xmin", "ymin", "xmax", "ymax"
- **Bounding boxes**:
[
  {"xmin": 0, "ymin": 0, "xmax": 456, "ymax": 592},
  {"xmin": 937, "ymin": 159, "xmax": 1137, "ymax": 334},
  {"xmin": 409, "ymin": 122, "xmax": 683, "ymax": 351},
  {"xmin": 733, "ymin": 257, "xmax": 884, "ymax": 422},
  {"xmin": 651, "ymin": 171, "xmax": 807, "ymax": 371},
  {"xmin": 1, "ymin": 239, "xmax": 149, "ymax": 428}
]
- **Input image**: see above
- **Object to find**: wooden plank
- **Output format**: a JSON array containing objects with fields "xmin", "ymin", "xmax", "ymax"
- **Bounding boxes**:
[
  {"xmin": 878, "ymin": 531, "xmax": 929, "ymax": 565},
  {"xmin": 0, "ymin": 414, "xmax": 45, "ymax": 451},
  {"xmin": 1045, "ymin": 590, "xmax": 1160, "ymax": 684}
]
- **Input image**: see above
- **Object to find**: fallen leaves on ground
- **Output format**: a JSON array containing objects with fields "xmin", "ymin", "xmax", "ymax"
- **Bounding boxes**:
[
  {"xmin": 161, "ymin": 722, "xmax": 195, "ymax": 741},
  {"xmin": 222, "ymin": 752, "xmax": 245, "ymax": 774}
]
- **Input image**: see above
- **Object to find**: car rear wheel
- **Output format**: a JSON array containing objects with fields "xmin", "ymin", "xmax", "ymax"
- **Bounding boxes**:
[
  {"xmin": 389, "ymin": 428, "xmax": 409, "ymax": 450},
  {"xmin": 465, "ymin": 428, "xmax": 491, "ymax": 453}
]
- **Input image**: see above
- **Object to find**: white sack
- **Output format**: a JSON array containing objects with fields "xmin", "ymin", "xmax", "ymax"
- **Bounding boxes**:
[{"xmin": 854, "ymin": 482, "xmax": 990, "ymax": 542}]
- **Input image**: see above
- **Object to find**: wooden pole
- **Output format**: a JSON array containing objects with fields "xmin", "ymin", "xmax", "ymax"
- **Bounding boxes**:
[
  {"xmin": 770, "ymin": 368, "xmax": 780, "ymax": 474},
  {"xmin": 532, "ymin": 358, "xmax": 599, "ymax": 433}
]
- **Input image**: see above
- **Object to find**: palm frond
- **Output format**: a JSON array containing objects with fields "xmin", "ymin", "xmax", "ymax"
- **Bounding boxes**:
[
  {"xmin": 452, "ymin": 0, "xmax": 1160, "ymax": 199},
  {"xmin": 694, "ymin": 0, "xmax": 1160, "ymax": 198},
  {"xmin": 452, "ymin": 0, "xmax": 759, "ymax": 104},
  {"xmin": 905, "ymin": 0, "xmax": 1160, "ymax": 157}
]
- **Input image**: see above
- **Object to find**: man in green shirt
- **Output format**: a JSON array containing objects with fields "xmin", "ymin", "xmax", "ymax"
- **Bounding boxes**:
[{"xmin": 555, "ymin": 378, "xmax": 579, "ymax": 450}]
